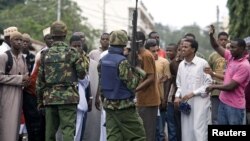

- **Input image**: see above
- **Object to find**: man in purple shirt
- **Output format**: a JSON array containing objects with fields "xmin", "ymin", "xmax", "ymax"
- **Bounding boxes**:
[
  {"xmin": 244, "ymin": 36, "xmax": 250, "ymax": 125},
  {"xmin": 206, "ymin": 25, "xmax": 250, "ymax": 125}
]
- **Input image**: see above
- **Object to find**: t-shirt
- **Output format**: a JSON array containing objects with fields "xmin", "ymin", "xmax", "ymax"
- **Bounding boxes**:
[
  {"xmin": 157, "ymin": 48, "xmax": 166, "ymax": 58},
  {"xmin": 155, "ymin": 57, "xmax": 171, "ymax": 99},
  {"xmin": 136, "ymin": 49, "xmax": 160, "ymax": 106},
  {"xmin": 208, "ymin": 52, "xmax": 226, "ymax": 96},
  {"xmin": 219, "ymin": 50, "xmax": 250, "ymax": 109}
]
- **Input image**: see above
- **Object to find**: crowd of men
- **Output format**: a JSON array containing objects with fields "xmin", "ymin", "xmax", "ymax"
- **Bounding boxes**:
[{"xmin": 0, "ymin": 20, "xmax": 250, "ymax": 141}]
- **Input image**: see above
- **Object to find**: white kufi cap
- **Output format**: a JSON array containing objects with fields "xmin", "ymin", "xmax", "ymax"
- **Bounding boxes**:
[{"xmin": 43, "ymin": 27, "xmax": 51, "ymax": 37}]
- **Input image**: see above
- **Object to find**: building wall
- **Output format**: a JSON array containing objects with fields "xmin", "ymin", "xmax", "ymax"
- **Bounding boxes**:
[{"xmin": 73, "ymin": 0, "xmax": 155, "ymax": 36}]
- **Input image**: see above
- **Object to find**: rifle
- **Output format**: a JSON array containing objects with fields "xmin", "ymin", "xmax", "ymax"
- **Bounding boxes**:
[{"xmin": 129, "ymin": 0, "xmax": 138, "ymax": 67}]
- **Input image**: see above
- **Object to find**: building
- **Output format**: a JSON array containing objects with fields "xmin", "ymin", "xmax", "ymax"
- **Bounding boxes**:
[{"xmin": 73, "ymin": 0, "xmax": 155, "ymax": 36}]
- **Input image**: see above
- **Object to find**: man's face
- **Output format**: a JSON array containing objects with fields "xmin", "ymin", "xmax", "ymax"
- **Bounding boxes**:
[
  {"xmin": 177, "ymin": 46, "xmax": 182, "ymax": 58},
  {"xmin": 71, "ymin": 40, "xmax": 83, "ymax": 53},
  {"xmin": 123, "ymin": 47, "xmax": 131, "ymax": 56},
  {"xmin": 100, "ymin": 34, "xmax": 110, "ymax": 49},
  {"xmin": 11, "ymin": 36, "xmax": 23, "ymax": 51},
  {"xmin": 44, "ymin": 34, "xmax": 53, "ymax": 48},
  {"xmin": 149, "ymin": 45, "xmax": 159, "ymax": 60},
  {"xmin": 230, "ymin": 41, "xmax": 242, "ymax": 58},
  {"xmin": 150, "ymin": 33, "xmax": 160, "ymax": 40},
  {"xmin": 166, "ymin": 46, "xmax": 176, "ymax": 60},
  {"xmin": 181, "ymin": 41, "xmax": 195, "ymax": 58},
  {"xmin": 22, "ymin": 38, "xmax": 31, "ymax": 53},
  {"xmin": 218, "ymin": 35, "xmax": 228, "ymax": 48},
  {"xmin": 176, "ymin": 39, "xmax": 185, "ymax": 58}
]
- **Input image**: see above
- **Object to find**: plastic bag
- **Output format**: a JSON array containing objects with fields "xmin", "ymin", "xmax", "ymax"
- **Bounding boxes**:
[{"xmin": 179, "ymin": 101, "xmax": 191, "ymax": 115}]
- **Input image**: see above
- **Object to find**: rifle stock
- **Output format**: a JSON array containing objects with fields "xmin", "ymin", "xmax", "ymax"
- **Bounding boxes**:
[{"xmin": 129, "ymin": 0, "xmax": 138, "ymax": 67}]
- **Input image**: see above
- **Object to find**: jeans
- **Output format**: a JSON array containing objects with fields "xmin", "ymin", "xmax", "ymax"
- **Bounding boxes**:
[
  {"xmin": 166, "ymin": 103, "xmax": 177, "ymax": 141},
  {"xmin": 211, "ymin": 96, "xmax": 220, "ymax": 125},
  {"xmin": 23, "ymin": 91, "xmax": 45, "ymax": 141},
  {"xmin": 156, "ymin": 111, "xmax": 166, "ymax": 141},
  {"xmin": 217, "ymin": 101, "xmax": 244, "ymax": 125}
]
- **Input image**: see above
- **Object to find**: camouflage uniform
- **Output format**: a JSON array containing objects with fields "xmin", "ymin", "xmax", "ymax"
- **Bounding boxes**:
[
  {"xmin": 98, "ymin": 30, "xmax": 146, "ymax": 141},
  {"xmin": 36, "ymin": 21, "xmax": 87, "ymax": 141}
]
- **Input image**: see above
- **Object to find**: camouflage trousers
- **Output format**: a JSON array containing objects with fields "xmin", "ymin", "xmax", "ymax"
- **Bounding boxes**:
[
  {"xmin": 105, "ymin": 107, "xmax": 146, "ymax": 141},
  {"xmin": 45, "ymin": 104, "xmax": 77, "ymax": 141}
]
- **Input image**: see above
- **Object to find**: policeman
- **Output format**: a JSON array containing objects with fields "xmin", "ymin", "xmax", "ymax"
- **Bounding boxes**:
[
  {"xmin": 36, "ymin": 21, "xmax": 87, "ymax": 141},
  {"xmin": 98, "ymin": 30, "xmax": 146, "ymax": 141}
]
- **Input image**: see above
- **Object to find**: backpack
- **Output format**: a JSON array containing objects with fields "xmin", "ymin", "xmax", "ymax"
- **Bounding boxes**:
[
  {"xmin": 5, "ymin": 50, "xmax": 34, "ymax": 75},
  {"xmin": 5, "ymin": 50, "xmax": 25, "ymax": 75}
]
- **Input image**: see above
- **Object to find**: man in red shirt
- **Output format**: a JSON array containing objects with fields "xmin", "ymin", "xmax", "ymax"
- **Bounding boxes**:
[{"xmin": 148, "ymin": 31, "xmax": 166, "ymax": 58}]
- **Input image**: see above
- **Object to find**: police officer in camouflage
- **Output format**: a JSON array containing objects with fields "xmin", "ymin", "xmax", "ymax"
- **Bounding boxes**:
[
  {"xmin": 99, "ymin": 30, "xmax": 146, "ymax": 141},
  {"xmin": 36, "ymin": 21, "xmax": 87, "ymax": 141}
]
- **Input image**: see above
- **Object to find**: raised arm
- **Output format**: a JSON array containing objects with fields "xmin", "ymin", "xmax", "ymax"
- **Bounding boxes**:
[{"xmin": 209, "ymin": 25, "xmax": 226, "ymax": 57}]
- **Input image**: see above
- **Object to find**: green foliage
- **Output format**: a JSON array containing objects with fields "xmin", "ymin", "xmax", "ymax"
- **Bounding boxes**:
[
  {"xmin": 155, "ymin": 23, "xmax": 212, "ymax": 59},
  {"xmin": 0, "ymin": 0, "xmax": 25, "ymax": 10},
  {"xmin": 0, "ymin": 0, "xmax": 100, "ymax": 50},
  {"xmin": 227, "ymin": 0, "xmax": 250, "ymax": 38}
]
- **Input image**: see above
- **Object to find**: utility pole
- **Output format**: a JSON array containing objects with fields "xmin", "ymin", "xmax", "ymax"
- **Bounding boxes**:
[
  {"xmin": 103, "ymin": 0, "xmax": 106, "ymax": 33},
  {"xmin": 216, "ymin": 5, "xmax": 220, "ymax": 32},
  {"xmin": 57, "ymin": 0, "xmax": 61, "ymax": 21}
]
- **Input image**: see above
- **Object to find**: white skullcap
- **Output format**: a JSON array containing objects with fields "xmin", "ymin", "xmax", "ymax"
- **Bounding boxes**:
[
  {"xmin": 43, "ymin": 27, "xmax": 51, "ymax": 37},
  {"xmin": 244, "ymin": 36, "xmax": 250, "ymax": 44},
  {"xmin": 4, "ymin": 26, "xmax": 18, "ymax": 37}
]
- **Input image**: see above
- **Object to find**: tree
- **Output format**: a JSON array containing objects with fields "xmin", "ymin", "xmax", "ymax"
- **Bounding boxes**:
[
  {"xmin": 227, "ymin": 0, "xmax": 250, "ymax": 38},
  {"xmin": 0, "ymin": 0, "xmax": 24, "ymax": 10},
  {"xmin": 155, "ymin": 23, "xmax": 212, "ymax": 59},
  {"xmin": 0, "ymin": 0, "xmax": 100, "ymax": 50}
]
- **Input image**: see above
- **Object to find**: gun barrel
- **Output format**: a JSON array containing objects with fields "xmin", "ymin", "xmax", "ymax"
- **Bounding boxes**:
[{"xmin": 130, "ymin": 0, "xmax": 138, "ymax": 67}]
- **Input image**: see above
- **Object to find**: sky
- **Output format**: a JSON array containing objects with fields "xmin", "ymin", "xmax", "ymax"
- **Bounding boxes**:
[{"xmin": 142, "ymin": 0, "xmax": 229, "ymax": 29}]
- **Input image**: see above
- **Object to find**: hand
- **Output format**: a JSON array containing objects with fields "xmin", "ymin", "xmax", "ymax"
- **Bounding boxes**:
[
  {"xmin": 204, "ymin": 67, "xmax": 213, "ymax": 76},
  {"xmin": 23, "ymin": 74, "xmax": 29, "ymax": 80},
  {"xmin": 95, "ymin": 94, "xmax": 101, "ymax": 111},
  {"xmin": 160, "ymin": 98, "xmax": 167, "ymax": 110},
  {"xmin": 182, "ymin": 93, "xmax": 194, "ymax": 102},
  {"xmin": 37, "ymin": 103, "xmax": 44, "ymax": 111},
  {"xmin": 206, "ymin": 85, "xmax": 214, "ymax": 93},
  {"xmin": 37, "ymin": 103, "xmax": 45, "ymax": 116},
  {"xmin": 174, "ymin": 97, "xmax": 181, "ymax": 110},
  {"xmin": 159, "ymin": 76, "xmax": 168, "ymax": 83},
  {"xmin": 87, "ymin": 99, "xmax": 92, "ymax": 112},
  {"xmin": 209, "ymin": 25, "xmax": 215, "ymax": 36},
  {"xmin": 22, "ymin": 74, "xmax": 30, "ymax": 87}
]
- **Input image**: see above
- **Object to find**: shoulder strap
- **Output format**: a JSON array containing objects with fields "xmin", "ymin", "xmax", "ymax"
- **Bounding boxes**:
[
  {"xmin": 25, "ymin": 52, "xmax": 35, "ymax": 75},
  {"xmin": 5, "ymin": 50, "xmax": 13, "ymax": 75}
]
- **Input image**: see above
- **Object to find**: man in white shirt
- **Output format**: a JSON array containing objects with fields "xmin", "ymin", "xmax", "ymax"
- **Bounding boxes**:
[{"xmin": 174, "ymin": 38, "xmax": 212, "ymax": 141}]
